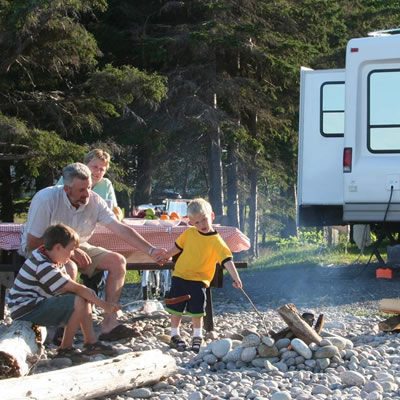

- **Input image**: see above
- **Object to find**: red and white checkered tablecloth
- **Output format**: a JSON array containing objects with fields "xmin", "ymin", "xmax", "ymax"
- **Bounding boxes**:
[
  {"xmin": 0, "ymin": 220, "xmax": 250, "ymax": 254},
  {"xmin": 0, "ymin": 223, "xmax": 23, "ymax": 250}
]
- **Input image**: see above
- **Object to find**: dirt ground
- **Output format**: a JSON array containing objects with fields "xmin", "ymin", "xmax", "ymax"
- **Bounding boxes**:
[{"xmin": 214, "ymin": 262, "xmax": 400, "ymax": 309}]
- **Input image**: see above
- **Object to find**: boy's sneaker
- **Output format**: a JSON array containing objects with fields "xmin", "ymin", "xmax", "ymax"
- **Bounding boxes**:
[
  {"xmin": 191, "ymin": 336, "xmax": 203, "ymax": 353},
  {"xmin": 170, "ymin": 335, "xmax": 186, "ymax": 352}
]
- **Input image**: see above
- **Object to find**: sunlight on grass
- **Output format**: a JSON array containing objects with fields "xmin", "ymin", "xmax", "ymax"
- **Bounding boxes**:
[
  {"xmin": 125, "ymin": 270, "xmax": 141, "ymax": 284},
  {"xmin": 247, "ymin": 229, "xmax": 387, "ymax": 271}
]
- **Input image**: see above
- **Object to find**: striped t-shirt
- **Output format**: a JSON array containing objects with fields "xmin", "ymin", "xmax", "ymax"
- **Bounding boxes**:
[{"xmin": 8, "ymin": 247, "xmax": 69, "ymax": 319}]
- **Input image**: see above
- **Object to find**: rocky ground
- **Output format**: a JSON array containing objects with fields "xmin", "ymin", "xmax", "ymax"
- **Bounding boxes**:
[{"xmin": 3, "ymin": 261, "xmax": 400, "ymax": 400}]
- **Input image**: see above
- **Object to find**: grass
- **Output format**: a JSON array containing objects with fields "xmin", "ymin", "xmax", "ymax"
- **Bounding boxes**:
[
  {"xmin": 245, "ymin": 238, "xmax": 388, "ymax": 272},
  {"xmin": 343, "ymin": 309, "xmax": 391, "ymax": 317},
  {"xmin": 126, "ymin": 270, "xmax": 141, "ymax": 284},
  {"xmin": 126, "ymin": 236, "xmax": 389, "ymax": 284}
]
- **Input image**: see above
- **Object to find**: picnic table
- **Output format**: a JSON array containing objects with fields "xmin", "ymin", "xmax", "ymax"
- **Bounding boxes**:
[{"xmin": 0, "ymin": 219, "xmax": 250, "ymax": 329}]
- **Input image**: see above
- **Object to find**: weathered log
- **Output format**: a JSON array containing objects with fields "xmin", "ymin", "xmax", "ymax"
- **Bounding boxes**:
[
  {"xmin": 277, "ymin": 303, "xmax": 323, "ymax": 345},
  {"xmin": 0, "ymin": 320, "xmax": 46, "ymax": 379},
  {"xmin": 378, "ymin": 315, "xmax": 400, "ymax": 332},
  {"xmin": 269, "ymin": 327, "xmax": 294, "ymax": 341},
  {"xmin": 0, "ymin": 349, "xmax": 176, "ymax": 400},
  {"xmin": 270, "ymin": 312, "xmax": 315, "ymax": 341},
  {"xmin": 314, "ymin": 314, "xmax": 325, "ymax": 334},
  {"xmin": 379, "ymin": 298, "xmax": 400, "ymax": 314}
]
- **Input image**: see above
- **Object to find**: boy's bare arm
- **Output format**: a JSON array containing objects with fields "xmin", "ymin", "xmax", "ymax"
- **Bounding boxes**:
[
  {"xmin": 163, "ymin": 245, "xmax": 181, "ymax": 261},
  {"xmin": 224, "ymin": 260, "xmax": 243, "ymax": 289},
  {"xmin": 60, "ymin": 279, "xmax": 120, "ymax": 313}
]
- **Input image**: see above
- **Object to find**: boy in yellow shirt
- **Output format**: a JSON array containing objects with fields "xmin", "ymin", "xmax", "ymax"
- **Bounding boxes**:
[{"xmin": 163, "ymin": 198, "xmax": 242, "ymax": 353}]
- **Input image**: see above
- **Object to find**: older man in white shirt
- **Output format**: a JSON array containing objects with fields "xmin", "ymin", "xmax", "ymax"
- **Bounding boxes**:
[{"xmin": 21, "ymin": 163, "xmax": 166, "ymax": 341}]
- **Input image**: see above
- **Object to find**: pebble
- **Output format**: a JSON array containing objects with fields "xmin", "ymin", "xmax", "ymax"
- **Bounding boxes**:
[
  {"xmin": 3, "ymin": 276, "xmax": 400, "ymax": 400},
  {"xmin": 291, "ymin": 338, "xmax": 312, "ymax": 359}
]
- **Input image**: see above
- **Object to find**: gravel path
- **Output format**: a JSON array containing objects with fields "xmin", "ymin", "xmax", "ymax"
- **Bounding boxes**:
[{"xmin": 3, "ymin": 262, "xmax": 400, "ymax": 400}]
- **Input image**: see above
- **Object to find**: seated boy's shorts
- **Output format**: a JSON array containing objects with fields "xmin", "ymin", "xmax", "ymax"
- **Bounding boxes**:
[
  {"xmin": 166, "ymin": 276, "xmax": 207, "ymax": 317},
  {"xmin": 17, "ymin": 294, "xmax": 76, "ymax": 327}
]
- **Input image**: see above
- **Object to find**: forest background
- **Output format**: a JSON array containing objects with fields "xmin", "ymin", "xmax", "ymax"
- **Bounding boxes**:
[{"xmin": 1, "ymin": 0, "xmax": 400, "ymax": 259}]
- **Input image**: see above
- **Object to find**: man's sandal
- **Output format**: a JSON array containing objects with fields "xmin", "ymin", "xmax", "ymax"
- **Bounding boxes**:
[
  {"xmin": 170, "ymin": 335, "xmax": 186, "ymax": 352},
  {"xmin": 191, "ymin": 336, "xmax": 203, "ymax": 353}
]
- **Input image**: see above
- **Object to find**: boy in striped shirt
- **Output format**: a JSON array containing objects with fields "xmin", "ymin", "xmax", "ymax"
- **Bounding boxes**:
[{"xmin": 8, "ymin": 224, "xmax": 119, "ymax": 361}]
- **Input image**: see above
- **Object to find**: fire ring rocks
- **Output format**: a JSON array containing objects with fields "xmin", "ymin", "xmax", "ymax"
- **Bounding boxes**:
[{"xmin": 189, "ymin": 331, "xmax": 354, "ymax": 374}]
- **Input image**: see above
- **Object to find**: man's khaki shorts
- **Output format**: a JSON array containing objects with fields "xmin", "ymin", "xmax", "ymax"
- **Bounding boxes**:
[{"xmin": 78, "ymin": 242, "xmax": 112, "ymax": 278}]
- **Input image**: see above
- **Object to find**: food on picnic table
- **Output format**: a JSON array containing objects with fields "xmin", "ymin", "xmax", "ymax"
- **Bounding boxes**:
[{"xmin": 144, "ymin": 208, "xmax": 159, "ymax": 220}]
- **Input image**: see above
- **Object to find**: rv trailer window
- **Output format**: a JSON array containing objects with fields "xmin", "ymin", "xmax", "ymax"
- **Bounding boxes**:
[
  {"xmin": 368, "ymin": 70, "xmax": 400, "ymax": 152},
  {"xmin": 320, "ymin": 82, "xmax": 344, "ymax": 137}
]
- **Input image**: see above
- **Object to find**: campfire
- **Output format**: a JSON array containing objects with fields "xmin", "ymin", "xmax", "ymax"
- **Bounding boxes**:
[{"xmin": 193, "ymin": 303, "xmax": 353, "ymax": 373}]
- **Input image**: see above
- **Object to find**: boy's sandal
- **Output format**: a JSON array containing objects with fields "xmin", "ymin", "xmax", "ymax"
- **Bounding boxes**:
[
  {"xmin": 55, "ymin": 347, "xmax": 90, "ymax": 364},
  {"xmin": 170, "ymin": 335, "xmax": 186, "ymax": 352},
  {"xmin": 191, "ymin": 336, "xmax": 203, "ymax": 353},
  {"xmin": 83, "ymin": 341, "xmax": 118, "ymax": 356}
]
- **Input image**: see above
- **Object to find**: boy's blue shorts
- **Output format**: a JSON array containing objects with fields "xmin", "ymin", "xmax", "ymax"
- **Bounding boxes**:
[
  {"xmin": 165, "ymin": 276, "xmax": 207, "ymax": 317},
  {"xmin": 17, "ymin": 294, "xmax": 76, "ymax": 326}
]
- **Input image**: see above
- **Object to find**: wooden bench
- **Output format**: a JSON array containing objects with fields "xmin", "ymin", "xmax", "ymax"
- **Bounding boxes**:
[{"xmin": 0, "ymin": 254, "xmax": 247, "ymax": 331}]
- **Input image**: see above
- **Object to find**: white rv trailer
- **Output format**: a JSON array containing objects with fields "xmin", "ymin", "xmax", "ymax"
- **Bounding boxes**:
[{"xmin": 297, "ymin": 29, "xmax": 400, "ymax": 229}]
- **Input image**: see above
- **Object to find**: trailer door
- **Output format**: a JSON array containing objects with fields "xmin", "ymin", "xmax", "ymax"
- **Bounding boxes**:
[
  {"xmin": 342, "ymin": 35, "xmax": 400, "ymax": 222},
  {"xmin": 297, "ymin": 67, "xmax": 345, "ymax": 226}
]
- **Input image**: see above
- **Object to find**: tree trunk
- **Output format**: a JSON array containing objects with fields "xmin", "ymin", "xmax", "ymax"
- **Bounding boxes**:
[
  {"xmin": 247, "ymin": 110, "xmax": 259, "ymax": 258},
  {"xmin": 182, "ymin": 159, "xmax": 190, "ymax": 198},
  {"xmin": 277, "ymin": 303, "xmax": 323, "ymax": 345},
  {"xmin": 226, "ymin": 140, "xmax": 240, "ymax": 228},
  {"xmin": 208, "ymin": 91, "xmax": 223, "ymax": 216},
  {"xmin": 134, "ymin": 140, "xmax": 153, "ymax": 206},
  {"xmin": 239, "ymin": 202, "xmax": 246, "ymax": 233},
  {"xmin": 0, "ymin": 161, "xmax": 14, "ymax": 222},
  {"xmin": 0, "ymin": 349, "xmax": 176, "ymax": 400},
  {"xmin": 0, "ymin": 321, "xmax": 46, "ymax": 378},
  {"xmin": 248, "ymin": 171, "xmax": 258, "ymax": 258},
  {"xmin": 208, "ymin": 127, "xmax": 223, "ymax": 216}
]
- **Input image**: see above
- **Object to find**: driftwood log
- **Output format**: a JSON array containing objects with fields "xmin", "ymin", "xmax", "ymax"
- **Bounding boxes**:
[
  {"xmin": 378, "ymin": 315, "xmax": 400, "ymax": 332},
  {"xmin": 270, "ymin": 312, "xmax": 314, "ymax": 341},
  {"xmin": 0, "ymin": 321, "xmax": 46, "ymax": 379},
  {"xmin": 378, "ymin": 299, "xmax": 400, "ymax": 332},
  {"xmin": 277, "ymin": 303, "xmax": 323, "ymax": 345},
  {"xmin": 0, "ymin": 349, "xmax": 176, "ymax": 400},
  {"xmin": 379, "ymin": 298, "xmax": 400, "ymax": 314}
]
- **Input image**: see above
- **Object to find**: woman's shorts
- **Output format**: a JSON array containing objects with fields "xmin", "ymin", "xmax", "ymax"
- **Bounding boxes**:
[
  {"xmin": 17, "ymin": 294, "xmax": 76, "ymax": 326},
  {"xmin": 165, "ymin": 276, "xmax": 206, "ymax": 317}
]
